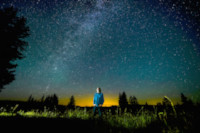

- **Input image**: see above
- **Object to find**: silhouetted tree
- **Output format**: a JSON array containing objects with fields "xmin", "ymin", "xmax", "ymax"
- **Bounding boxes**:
[
  {"xmin": 27, "ymin": 95, "xmax": 39, "ymax": 111},
  {"xmin": 67, "ymin": 95, "xmax": 75, "ymax": 109},
  {"xmin": 27, "ymin": 95, "xmax": 35, "ymax": 103},
  {"xmin": 40, "ymin": 95, "xmax": 45, "ymax": 103},
  {"xmin": 129, "ymin": 96, "xmax": 138, "ymax": 106},
  {"xmin": 0, "ymin": 7, "xmax": 30, "ymax": 91},
  {"xmin": 157, "ymin": 102, "xmax": 162, "ymax": 106},
  {"xmin": 119, "ymin": 92, "xmax": 128, "ymax": 113},
  {"xmin": 52, "ymin": 94, "xmax": 59, "ymax": 106},
  {"xmin": 128, "ymin": 96, "xmax": 139, "ymax": 113},
  {"xmin": 44, "ymin": 94, "xmax": 58, "ymax": 110},
  {"xmin": 181, "ymin": 93, "xmax": 194, "ymax": 111},
  {"xmin": 156, "ymin": 102, "xmax": 163, "ymax": 112},
  {"xmin": 181, "ymin": 93, "xmax": 188, "ymax": 104}
]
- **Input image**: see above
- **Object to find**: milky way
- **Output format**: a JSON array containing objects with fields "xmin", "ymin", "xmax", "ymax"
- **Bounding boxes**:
[{"xmin": 0, "ymin": 0, "xmax": 200, "ymax": 106}]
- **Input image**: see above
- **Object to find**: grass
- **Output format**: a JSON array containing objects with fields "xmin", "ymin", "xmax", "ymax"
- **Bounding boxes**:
[
  {"xmin": 0, "ymin": 105, "xmax": 157, "ymax": 130},
  {"xmin": 0, "ymin": 104, "xmax": 199, "ymax": 133},
  {"xmin": 103, "ymin": 107, "xmax": 157, "ymax": 129}
]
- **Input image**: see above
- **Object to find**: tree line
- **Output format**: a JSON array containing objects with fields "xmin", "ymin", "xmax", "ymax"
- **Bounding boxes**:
[
  {"xmin": 26, "ymin": 91, "xmax": 194, "ymax": 113},
  {"xmin": 27, "ymin": 94, "xmax": 75, "ymax": 110},
  {"xmin": 118, "ymin": 91, "xmax": 196, "ymax": 114}
]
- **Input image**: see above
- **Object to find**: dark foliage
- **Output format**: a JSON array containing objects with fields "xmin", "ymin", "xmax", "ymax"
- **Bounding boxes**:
[
  {"xmin": 0, "ymin": 92, "xmax": 199, "ymax": 133},
  {"xmin": 26, "ymin": 94, "xmax": 59, "ymax": 111},
  {"xmin": 129, "ymin": 96, "xmax": 139, "ymax": 106},
  {"xmin": 119, "ymin": 92, "xmax": 128, "ymax": 113},
  {"xmin": 0, "ymin": 7, "xmax": 30, "ymax": 91},
  {"xmin": 180, "ymin": 93, "xmax": 194, "ymax": 112},
  {"xmin": 128, "ymin": 96, "xmax": 139, "ymax": 113},
  {"xmin": 44, "ymin": 94, "xmax": 59, "ymax": 106},
  {"xmin": 67, "ymin": 95, "xmax": 75, "ymax": 109}
]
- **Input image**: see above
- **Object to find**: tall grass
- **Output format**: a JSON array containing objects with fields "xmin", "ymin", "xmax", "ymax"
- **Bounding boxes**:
[
  {"xmin": 0, "ymin": 105, "xmax": 157, "ymax": 130},
  {"xmin": 0, "ymin": 96, "xmax": 198, "ymax": 133},
  {"xmin": 104, "ymin": 107, "xmax": 157, "ymax": 129}
]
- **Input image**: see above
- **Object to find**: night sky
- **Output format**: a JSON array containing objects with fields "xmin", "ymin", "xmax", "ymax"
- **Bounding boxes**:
[{"xmin": 0, "ymin": 0, "xmax": 200, "ymax": 106}]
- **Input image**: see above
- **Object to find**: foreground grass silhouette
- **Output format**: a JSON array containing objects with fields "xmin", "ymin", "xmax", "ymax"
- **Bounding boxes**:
[
  {"xmin": 0, "ymin": 108, "xmax": 158, "ymax": 133},
  {"xmin": 0, "ymin": 105, "xmax": 199, "ymax": 133}
]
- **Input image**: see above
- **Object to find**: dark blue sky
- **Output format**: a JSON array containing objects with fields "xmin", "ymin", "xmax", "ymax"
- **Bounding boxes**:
[{"xmin": 0, "ymin": 0, "xmax": 200, "ymax": 106}]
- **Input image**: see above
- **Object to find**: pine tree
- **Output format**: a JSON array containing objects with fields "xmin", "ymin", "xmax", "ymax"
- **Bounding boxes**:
[
  {"xmin": 67, "ymin": 95, "xmax": 75, "ymax": 109},
  {"xmin": 129, "ymin": 96, "xmax": 138, "ymax": 106},
  {"xmin": 119, "ymin": 92, "xmax": 128, "ymax": 113},
  {"xmin": 0, "ymin": 7, "xmax": 30, "ymax": 91}
]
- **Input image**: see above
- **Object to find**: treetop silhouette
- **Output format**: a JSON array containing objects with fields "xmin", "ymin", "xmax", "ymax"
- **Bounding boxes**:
[
  {"xmin": 119, "ymin": 91, "xmax": 128, "ymax": 113},
  {"xmin": 0, "ymin": 6, "xmax": 30, "ymax": 91},
  {"xmin": 67, "ymin": 95, "xmax": 75, "ymax": 109}
]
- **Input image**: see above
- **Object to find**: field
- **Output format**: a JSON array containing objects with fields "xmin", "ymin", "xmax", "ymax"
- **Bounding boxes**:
[{"xmin": 0, "ymin": 102, "xmax": 199, "ymax": 133}]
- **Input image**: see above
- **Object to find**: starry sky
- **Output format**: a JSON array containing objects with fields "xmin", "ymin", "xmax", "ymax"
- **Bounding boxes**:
[{"xmin": 0, "ymin": 0, "xmax": 200, "ymax": 106}]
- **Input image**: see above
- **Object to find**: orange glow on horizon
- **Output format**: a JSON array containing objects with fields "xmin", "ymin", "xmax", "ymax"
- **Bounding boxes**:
[
  {"xmin": 0, "ymin": 95, "xmax": 180, "ymax": 107},
  {"xmin": 59, "ymin": 95, "xmax": 180, "ymax": 106},
  {"xmin": 59, "ymin": 94, "xmax": 119, "ymax": 107}
]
